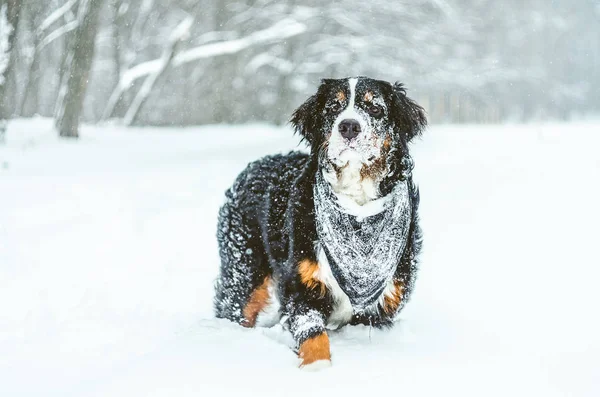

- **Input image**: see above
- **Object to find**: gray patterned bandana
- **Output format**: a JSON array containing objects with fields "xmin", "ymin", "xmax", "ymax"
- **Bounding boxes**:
[{"xmin": 314, "ymin": 170, "xmax": 412, "ymax": 309}]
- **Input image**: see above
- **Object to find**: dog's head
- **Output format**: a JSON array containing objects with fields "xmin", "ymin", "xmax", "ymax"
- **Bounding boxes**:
[{"xmin": 291, "ymin": 77, "xmax": 426, "ymax": 198}]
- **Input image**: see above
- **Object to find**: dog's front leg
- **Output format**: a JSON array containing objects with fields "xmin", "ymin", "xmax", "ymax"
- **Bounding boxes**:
[
  {"xmin": 288, "ymin": 304, "xmax": 331, "ymax": 370},
  {"xmin": 284, "ymin": 168, "xmax": 333, "ymax": 369},
  {"xmin": 286, "ymin": 255, "xmax": 333, "ymax": 369},
  {"xmin": 286, "ymin": 256, "xmax": 333, "ymax": 370}
]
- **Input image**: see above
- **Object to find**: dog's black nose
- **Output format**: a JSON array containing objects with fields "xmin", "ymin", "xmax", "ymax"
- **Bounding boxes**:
[{"xmin": 338, "ymin": 119, "xmax": 361, "ymax": 140}]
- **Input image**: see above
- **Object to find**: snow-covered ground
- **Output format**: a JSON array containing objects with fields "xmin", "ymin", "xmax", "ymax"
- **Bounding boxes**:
[{"xmin": 1, "ymin": 117, "xmax": 599, "ymax": 397}]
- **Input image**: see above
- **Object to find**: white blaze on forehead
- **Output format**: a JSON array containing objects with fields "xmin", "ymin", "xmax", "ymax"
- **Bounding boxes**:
[
  {"xmin": 348, "ymin": 78, "xmax": 358, "ymax": 106},
  {"xmin": 335, "ymin": 78, "xmax": 363, "ymax": 129}
]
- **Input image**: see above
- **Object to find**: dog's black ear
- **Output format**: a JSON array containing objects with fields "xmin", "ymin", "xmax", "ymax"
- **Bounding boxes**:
[
  {"xmin": 290, "ymin": 81, "xmax": 330, "ymax": 145},
  {"xmin": 290, "ymin": 93, "xmax": 319, "ymax": 145},
  {"xmin": 390, "ymin": 82, "xmax": 427, "ymax": 142}
]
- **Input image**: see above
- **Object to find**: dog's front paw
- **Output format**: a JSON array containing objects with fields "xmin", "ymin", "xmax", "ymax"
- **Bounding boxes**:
[
  {"xmin": 298, "ymin": 332, "xmax": 331, "ymax": 370},
  {"xmin": 299, "ymin": 359, "xmax": 332, "ymax": 371}
]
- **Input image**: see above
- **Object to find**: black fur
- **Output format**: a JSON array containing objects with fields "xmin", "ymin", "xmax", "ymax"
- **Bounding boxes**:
[{"xmin": 215, "ymin": 77, "xmax": 425, "ymax": 350}]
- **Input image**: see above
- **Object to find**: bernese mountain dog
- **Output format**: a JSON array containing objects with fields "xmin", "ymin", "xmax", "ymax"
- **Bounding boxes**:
[{"xmin": 215, "ymin": 76, "xmax": 426, "ymax": 369}]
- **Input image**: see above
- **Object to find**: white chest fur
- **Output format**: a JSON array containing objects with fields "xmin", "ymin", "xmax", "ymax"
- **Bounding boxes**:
[{"xmin": 322, "ymin": 160, "xmax": 379, "ymax": 206}]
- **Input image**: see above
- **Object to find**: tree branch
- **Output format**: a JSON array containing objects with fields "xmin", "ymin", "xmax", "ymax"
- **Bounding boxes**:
[
  {"xmin": 37, "ymin": 0, "xmax": 79, "ymax": 34},
  {"xmin": 102, "ymin": 18, "xmax": 306, "ymax": 121}
]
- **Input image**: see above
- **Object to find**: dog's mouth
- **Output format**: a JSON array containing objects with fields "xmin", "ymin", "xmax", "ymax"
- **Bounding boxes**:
[
  {"xmin": 327, "ymin": 139, "xmax": 381, "ymax": 168},
  {"xmin": 323, "ymin": 146, "xmax": 388, "ymax": 191}
]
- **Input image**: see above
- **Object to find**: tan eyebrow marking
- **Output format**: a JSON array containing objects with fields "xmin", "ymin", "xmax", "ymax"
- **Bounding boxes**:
[
  {"xmin": 336, "ymin": 91, "xmax": 346, "ymax": 101},
  {"xmin": 364, "ymin": 91, "xmax": 374, "ymax": 102}
]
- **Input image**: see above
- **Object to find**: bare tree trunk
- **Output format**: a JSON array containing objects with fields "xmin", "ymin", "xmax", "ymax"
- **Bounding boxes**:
[
  {"xmin": 18, "ymin": 50, "xmax": 40, "ymax": 116},
  {"xmin": 0, "ymin": 0, "xmax": 22, "ymax": 143},
  {"xmin": 102, "ymin": 0, "xmax": 155, "ymax": 120},
  {"xmin": 18, "ymin": 6, "xmax": 41, "ymax": 117},
  {"xmin": 122, "ymin": 17, "xmax": 192, "ymax": 126},
  {"xmin": 121, "ymin": 48, "xmax": 175, "ymax": 126},
  {"xmin": 52, "ymin": 1, "xmax": 80, "ymax": 117},
  {"xmin": 54, "ymin": 0, "xmax": 104, "ymax": 138},
  {"xmin": 121, "ymin": 47, "xmax": 176, "ymax": 126}
]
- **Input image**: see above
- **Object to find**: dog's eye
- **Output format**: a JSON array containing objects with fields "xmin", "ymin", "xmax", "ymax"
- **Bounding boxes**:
[
  {"xmin": 328, "ymin": 102, "xmax": 342, "ymax": 113},
  {"xmin": 368, "ymin": 106, "xmax": 383, "ymax": 117}
]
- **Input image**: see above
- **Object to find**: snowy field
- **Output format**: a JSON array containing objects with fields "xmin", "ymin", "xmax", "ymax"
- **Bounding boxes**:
[{"xmin": 1, "ymin": 117, "xmax": 599, "ymax": 397}]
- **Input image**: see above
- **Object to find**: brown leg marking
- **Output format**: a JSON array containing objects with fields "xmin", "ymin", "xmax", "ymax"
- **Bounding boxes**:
[
  {"xmin": 382, "ymin": 280, "xmax": 404, "ymax": 315},
  {"xmin": 242, "ymin": 276, "xmax": 271, "ymax": 328},
  {"xmin": 298, "ymin": 332, "xmax": 331, "ymax": 367},
  {"xmin": 298, "ymin": 259, "xmax": 327, "ymax": 297}
]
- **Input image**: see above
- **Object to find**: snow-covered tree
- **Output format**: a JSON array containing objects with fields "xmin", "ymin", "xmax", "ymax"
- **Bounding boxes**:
[
  {"xmin": 0, "ymin": 4, "xmax": 13, "ymax": 86},
  {"xmin": 0, "ymin": 0, "xmax": 21, "ymax": 143}
]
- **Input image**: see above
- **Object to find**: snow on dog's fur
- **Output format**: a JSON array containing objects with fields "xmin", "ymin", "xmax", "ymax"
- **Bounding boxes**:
[{"xmin": 214, "ymin": 77, "xmax": 427, "ymax": 368}]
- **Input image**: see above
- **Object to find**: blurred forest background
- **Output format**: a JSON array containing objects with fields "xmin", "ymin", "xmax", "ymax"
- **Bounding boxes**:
[{"xmin": 1, "ymin": 0, "xmax": 599, "ymax": 138}]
